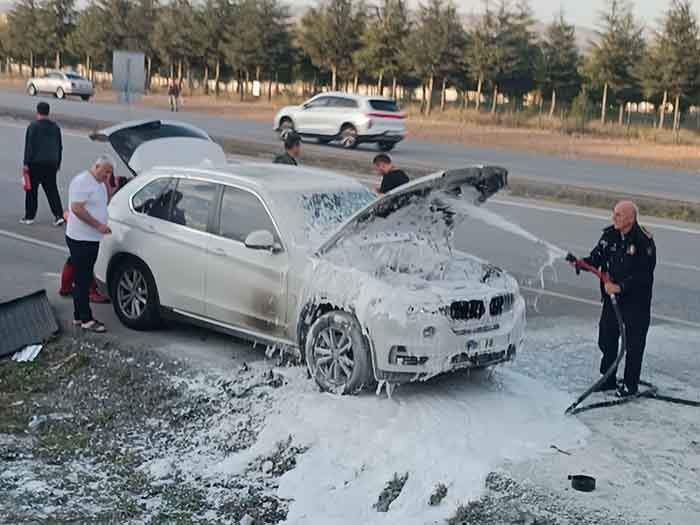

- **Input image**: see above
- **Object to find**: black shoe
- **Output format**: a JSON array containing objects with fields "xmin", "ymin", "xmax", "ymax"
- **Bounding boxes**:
[{"xmin": 615, "ymin": 385, "xmax": 637, "ymax": 398}]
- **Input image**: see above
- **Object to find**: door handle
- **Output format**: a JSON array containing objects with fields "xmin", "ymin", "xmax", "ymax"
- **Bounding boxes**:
[
  {"xmin": 210, "ymin": 247, "xmax": 227, "ymax": 256},
  {"xmin": 142, "ymin": 224, "xmax": 157, "ymax": 234}
]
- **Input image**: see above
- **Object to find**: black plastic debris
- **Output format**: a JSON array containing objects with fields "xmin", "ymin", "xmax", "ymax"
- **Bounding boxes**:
[{"xmin": 0, "ymin": 290, "xmax": 59, "ymax": 358}]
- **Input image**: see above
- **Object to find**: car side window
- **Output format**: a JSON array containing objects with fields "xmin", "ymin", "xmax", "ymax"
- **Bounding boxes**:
[
  {"xmin": 132, "ymin": 178, "xmax": 175, "ymax": 219},
  {"xmin": 330, "ymin": 97, "xmax": 358, "ymax": 109},
  {"xmin": 306, "ymin": 97, "xmax": 329, "ymax": 109},
  {"xmin": 170, "ymin": 179, "xmax": 217, "ymax": 232},
  {"xmin": 218, "ymin": 186, "xmax": 279, "ymax": 244}
]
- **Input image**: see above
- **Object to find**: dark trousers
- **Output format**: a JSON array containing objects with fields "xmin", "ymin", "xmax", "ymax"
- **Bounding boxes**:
[
  {"xmin": 598, "ymin": 298, "xmax": 651, "ymax": 393},
  {"xmin": 25, "ymin": 163, "xmax": 64, "ymax": 220},
  {"xmin": 66, "ymin": 236, "xmax": 99, "ymax": 323}
]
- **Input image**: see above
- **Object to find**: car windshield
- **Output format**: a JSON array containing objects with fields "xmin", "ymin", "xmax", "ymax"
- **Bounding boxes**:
[
  {"xmin": 65, "ymin": 73, "xmax": 85, "ymax": 80},
  {"xmin": 276, "ymin": 188, "xmax": 376, "ymax": 247}
]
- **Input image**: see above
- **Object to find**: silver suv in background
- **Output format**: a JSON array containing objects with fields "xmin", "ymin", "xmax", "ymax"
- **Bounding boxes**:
[
  {"xmin": 26, "ymin": 71, "xmax": 94, "ymax": 101},
  {"xmin": 273, "ymin": 92, "xmax": 406, "ymax": 151}
]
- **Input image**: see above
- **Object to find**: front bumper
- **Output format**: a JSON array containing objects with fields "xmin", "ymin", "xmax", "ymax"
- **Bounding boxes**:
[{"xmin": 367, "ymin": 296, "xmax": 526, "ymax": 383}]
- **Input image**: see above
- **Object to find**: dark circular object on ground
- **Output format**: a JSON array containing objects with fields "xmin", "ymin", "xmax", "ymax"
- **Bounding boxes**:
[{"xmin": 568, "ymin": 474, "xmax": 596, "ymax": 492}]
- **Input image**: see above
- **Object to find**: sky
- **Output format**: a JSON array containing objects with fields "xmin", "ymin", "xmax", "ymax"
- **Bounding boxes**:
[{"xmin": 287, "ymin": 1, "xmax": 695, "ymax": 29}]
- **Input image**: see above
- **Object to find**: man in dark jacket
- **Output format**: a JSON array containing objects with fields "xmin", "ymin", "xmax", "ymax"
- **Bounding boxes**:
[
  {"xmin": 274, "ymin": 133, "xmax": 301, "ymax": 165},
  {"xmin": 575, "ymin": 201, "xmax": 656, "ymax": 397},
  {"xmin": 168, "ymin": 79, "xmax": 180, "ymax": 112},
  {"xmin": 22, "ymin": 102, "xmax": 65, "ymax": 226},
  {"xmin": 373, "ymin": 154, "xmax": 409, "ymax": 195}
]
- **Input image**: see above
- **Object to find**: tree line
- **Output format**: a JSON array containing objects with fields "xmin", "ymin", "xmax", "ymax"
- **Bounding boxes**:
[{"xmin": 1, "ymin": 0, "xmax": 700, "ymax": 130}]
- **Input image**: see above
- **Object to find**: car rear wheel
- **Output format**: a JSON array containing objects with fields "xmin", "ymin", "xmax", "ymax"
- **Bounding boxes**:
[
  {"xmin": 27, "ymin": 84, "xmax": 37, "ymax": 96},
  {"xmin": 55, "ymin": 87, "xmax": 65, "ymax": 99},
  {"xmin": 378, "ymin": 141, "xmax": 395, "ymax": 152},
  {"xmin": 111, "ymin": 259, "xmax": 161, "ymax": 330},
  {"xmin": 305, "ymin": 311, "xmax": 373, "ymax": 394},
  {"xmin": 339, "ymin": 125, "xmax": 358, "ymax": 149},
  {"xmin": 81, "ymin": 95, "xmax": 90, "ymax": 101},
  {"xmin": 278, "ymin": 118, "xmax": 294, "ymax": 140}
]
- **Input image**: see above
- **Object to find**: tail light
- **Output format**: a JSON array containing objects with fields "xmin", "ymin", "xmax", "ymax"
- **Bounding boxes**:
[{"xmin": 366, "ymin": 112, "xmax": 406, "ymax": 119}]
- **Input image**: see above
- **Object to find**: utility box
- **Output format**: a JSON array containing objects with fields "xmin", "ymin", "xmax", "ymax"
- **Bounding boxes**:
[{"xmin": 112, "ymin": 50, "xmax": 145, "ymax": 104}]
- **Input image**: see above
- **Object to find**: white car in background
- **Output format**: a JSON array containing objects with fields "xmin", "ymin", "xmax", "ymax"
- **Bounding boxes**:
[
  {"xmin": 273, "ymin": 92, "xmax": 407, "ymax": 151},
  {"xmin": 92, "ymin": 120, "xmax": 524, "ymax": 394},
  {"xmin": 26, "ymin": 71, "xmax": 94, "ymax": 101}
]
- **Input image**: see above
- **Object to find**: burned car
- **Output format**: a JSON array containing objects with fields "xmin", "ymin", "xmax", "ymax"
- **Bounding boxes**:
[{"xmin": 92, "ymin": 120, "xmax": 524, "ymax": 393}]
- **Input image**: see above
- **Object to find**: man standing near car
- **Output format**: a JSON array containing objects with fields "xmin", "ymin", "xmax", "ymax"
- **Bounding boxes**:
[
  {"xmin": 373, "ymin": 154, "xmax": 409, "ymax": 195},
  {"xmin": 168, "ymin": 78, "xmax": 180, "ymax": 112},
  {"xmin": 65, "ymin": 155, "xmax": 114, "ymax": 333},
  {"xmin": 572, "ymin": 200, "xmax": 656, "ymax": 397},
  {"xmin": 21, "ymin": 102, "xmax": 65, "ymax": 226},
  {"xmin": 274, "ymin": 132, "xmax": 301, "ymax": 165}
]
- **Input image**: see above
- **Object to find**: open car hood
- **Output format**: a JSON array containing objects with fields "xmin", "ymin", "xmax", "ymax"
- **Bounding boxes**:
[
  {"xmin": 317, "ymin": 165, "xmax": 508, "ymax": 255},
  {"xmin": 89, "ymin": 119, "xmax": 226, "ymax": 176}
]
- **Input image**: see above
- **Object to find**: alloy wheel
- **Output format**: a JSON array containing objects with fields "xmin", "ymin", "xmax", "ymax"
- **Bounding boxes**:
[{"xmin": 117, "ymin": 268, "xmax": 148, "ymax": 320}]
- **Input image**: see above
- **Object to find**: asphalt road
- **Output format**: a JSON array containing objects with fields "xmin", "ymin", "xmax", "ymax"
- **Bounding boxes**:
[{"xmin": 2, "ymin": 90, "xmax": 700, "ymax": 203}]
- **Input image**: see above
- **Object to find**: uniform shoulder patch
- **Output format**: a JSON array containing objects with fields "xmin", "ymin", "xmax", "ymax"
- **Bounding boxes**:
[{"xmin": 640, "ymin": 225, "xmax": 653, "ymax": 239}]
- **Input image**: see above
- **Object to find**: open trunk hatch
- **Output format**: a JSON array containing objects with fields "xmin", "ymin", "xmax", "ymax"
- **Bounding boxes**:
[{"xmin": 89, "ymin": 120, "xmax": 225, "ymax": 176}]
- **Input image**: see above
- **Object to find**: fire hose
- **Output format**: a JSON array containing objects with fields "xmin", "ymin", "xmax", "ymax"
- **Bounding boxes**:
[{"xmin": 563, "ymin": 254, "xmax": 700, "ymax": 416}]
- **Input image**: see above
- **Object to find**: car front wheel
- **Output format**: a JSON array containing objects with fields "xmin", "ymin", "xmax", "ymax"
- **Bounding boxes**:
[
  {"xmin": 55, "ymin": 87, "xmax": 65, "ymax": 99},
  {"xmin": 81, "ymin": 95, "xmax": 90, "ymax": 101},
  {"xmin": 278, "ymin": 118, "xmax": 294, "ymax": 140},
  {"xmin": 27, "ymin": 84, "xmax": 37, "ymax": 96},
  {"xmin": 111, "ymin": 259, "xmax": 161, "ymax": 330},
  {"xmin": 305, "ymin": 311, "xmax": 373, "ymax": 394}
]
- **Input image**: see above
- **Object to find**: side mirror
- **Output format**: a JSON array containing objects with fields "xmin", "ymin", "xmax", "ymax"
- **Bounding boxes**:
[
  {"xmin": 244, "ymin": 230, "xmax": 279, "ymax": 252},
  {"xmin": 302, "ymin": 102, "xmax": 311, "ymax": 110}
]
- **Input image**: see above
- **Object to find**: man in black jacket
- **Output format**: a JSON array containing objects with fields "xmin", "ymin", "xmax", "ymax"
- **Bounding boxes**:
[
  {"xmin": 373, "ymin": 154, "xmax": 409, "ymax": 195},
  {"xmin": 22, "ymin": 102, "xmax": 65, "ymax": 226},
  {"xmin": 575, "ymin": 201, "xmax": 656, "ymax": 397},
  {"xmin": 273, "ymin": 133, "xmax": 301, "ymax": 165}
]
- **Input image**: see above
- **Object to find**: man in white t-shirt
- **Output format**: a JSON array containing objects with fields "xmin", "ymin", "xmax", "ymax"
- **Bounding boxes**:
[{"xmin": 66, "ymin": 155, "xmax": 114, "ymax": 332}]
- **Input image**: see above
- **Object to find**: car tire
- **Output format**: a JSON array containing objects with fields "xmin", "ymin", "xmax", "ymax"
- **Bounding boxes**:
[
  {"xmin": 111, "ymin": 258, "xmax": 161, "ymax": 330},
  {"xmin": 81, "ymin": 95, "xmax": 90, "ymax": 101},
  {"xmin": 27, "ymin": 84, "xmax": 37, "ymax": 96},
  {"xmin": 339, "ymin": 124, "xmax": 358, "ymax": 149},
  {"xmin": 55, "ymin": 87, "xmax": 65, "ymax": 99},
  {"xmin": 305, "ymin": 311, "xmax": 373, "ymax": 394},
  {"xmin": 378, "ymin": 141, "xmax": 395, "ymax": 152},
  {"xmin": 278, "ymin": 118, "xmax": 294, "ymax": 140}
]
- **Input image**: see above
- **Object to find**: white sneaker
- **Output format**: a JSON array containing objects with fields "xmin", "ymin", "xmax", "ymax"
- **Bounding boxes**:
[
  {"xmin": 53, "ymin": 216, "xmax": 66, "ymax": 227},
  {"xmin": 19, "ymin": 218, "xmax": 35, "ymax": 225}
]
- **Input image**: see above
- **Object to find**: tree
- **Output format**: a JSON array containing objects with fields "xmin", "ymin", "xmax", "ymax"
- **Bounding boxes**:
[
  {"xmin": 297, "ymin": 0, "xmax": 366, "ymax": 91},
  {"xmin": 200, "ymin": 0, "xmax": 234, "ymax": 96},
  {"xmin": 70, "ymin": 2, "xmax": 107, "ymax": 79},
  {"xmin": 6, "ymin": 0, "xmax": 48, "ymax": 76},
  {"xmin": 587, "ymin": 0, "xmax": 645, "ymax": 125},
  {"xmin": 405, "ymin": 0, "xmax": 466, "ymax": 114},
  {"xmin": 655, "ymin": 0, "xmax": 700, "ymax": 132},
  {"xmin": 151, "ymin": 0, "xmax": 198, "ymax": 84},
  {"xmin": 540, "ymin": 12, "xmax": 582, "ymax": 116},
  {"xmin": 39, "ymin": 0, "xmax": 77, "ymax": 69},
  {"xmin": 128, "ymin": 0, "xmax": 160, "ymax": 90},
  {"xmin": 466, "ymin": 2, "xmax": 499, "ymax": 110},
  {"xmin": 353, "ymin": 0, "xmax": 410, "ymax": 97}
]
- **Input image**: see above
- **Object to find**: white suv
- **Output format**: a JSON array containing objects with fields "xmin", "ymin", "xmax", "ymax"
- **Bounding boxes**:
[{"xmin": 273, "ymin": 92, "xmax": 406, "ymax": 151}]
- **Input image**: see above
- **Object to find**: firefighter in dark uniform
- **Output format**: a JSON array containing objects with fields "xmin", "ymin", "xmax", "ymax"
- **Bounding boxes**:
[
  {"xmin": 577, "ymin": 201, "xmax": 656, "ymax": 397},
  {"xmin": 274, "ymin": 132, "xmax": 301, "ymax": 165}
]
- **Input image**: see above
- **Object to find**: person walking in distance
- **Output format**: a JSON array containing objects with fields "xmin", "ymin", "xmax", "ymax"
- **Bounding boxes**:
[
  {"xmin": 21, "ymin": 102, "xmax": 65, "ymax": 226},
  {"xmin": 65, "ymin": 155, "xmax": 114, "ymax": 333},
  {"xmin": 168, "ymin": 79, "xmax": 180, "ymax": 112},
  {"xmin": 373, "ymin": 154, "xmax": 409, "ymax": 195}
]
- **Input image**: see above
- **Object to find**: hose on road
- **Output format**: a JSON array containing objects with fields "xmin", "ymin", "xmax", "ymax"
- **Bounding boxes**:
[{"xmin": 563, "ymin": 255, "xmax": 700, "ymax": 415}]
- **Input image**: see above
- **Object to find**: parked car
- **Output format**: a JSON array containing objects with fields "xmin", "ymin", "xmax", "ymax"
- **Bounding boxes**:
[
  {"xmin": 273, "ymin": 92, "xmax": 406, "ymax": 151},
  {"xmin": 26, "ymin": 71, "xmax": 94, "ymax": 101},
  {"xmin": 92, "ymin": 120, "xmax": 524, "ymax": 393}
]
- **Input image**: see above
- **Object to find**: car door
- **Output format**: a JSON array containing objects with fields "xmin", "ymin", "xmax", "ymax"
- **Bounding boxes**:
[
  {"xmin": 295, "ymin": 96, "xmax": 331, "ymax": 135},
  {"xmin": 326, "ymin": 96, "xmax": 357, "ymax": 135},
  {"xmin": 204, "ymin": 184, "xmax": 289, "ymax": 340},
  {"xmin": 131, "ymin": 176, "xmax": 218, "ymax": 315},
  {"xmin": 35, "ymin": 74, "xmax": 52, "ymax": 92}
]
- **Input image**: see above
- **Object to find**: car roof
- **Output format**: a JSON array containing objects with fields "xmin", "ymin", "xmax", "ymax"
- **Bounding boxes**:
[
  {"xmin": 311, "ymin": 92, "xmax": 396, "ymax": 102},
  {"xmin": 149, "ymin": 162, "xmax": 370, "ymax": 193}
]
